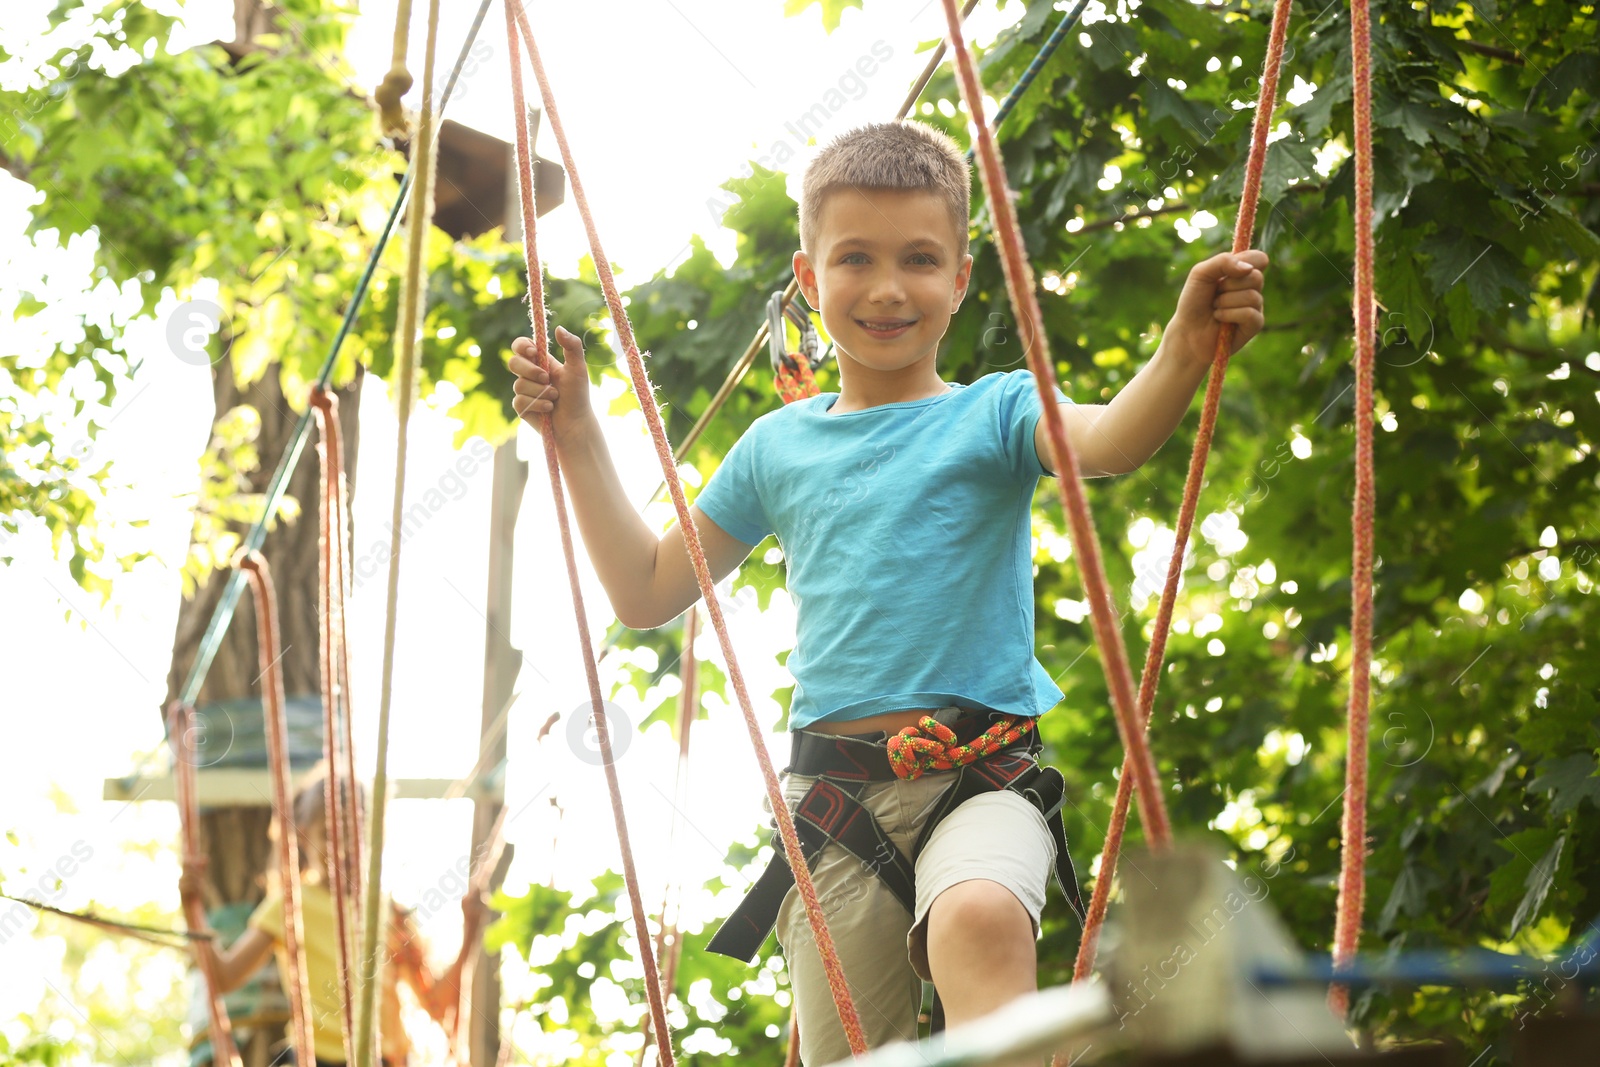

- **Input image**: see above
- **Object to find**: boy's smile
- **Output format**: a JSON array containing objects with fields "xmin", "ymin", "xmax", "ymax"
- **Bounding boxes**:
[{"xmin": 794, "ymin": 187, "xmax": 973, "ymax": 409}]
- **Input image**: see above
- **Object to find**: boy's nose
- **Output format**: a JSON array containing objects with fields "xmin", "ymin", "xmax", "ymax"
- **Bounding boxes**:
[{"xmin": 867, "ymin": 269, "xmax": 907, "ymax": 304}]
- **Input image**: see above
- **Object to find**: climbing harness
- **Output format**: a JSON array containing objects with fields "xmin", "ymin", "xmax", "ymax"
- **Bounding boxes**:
[
  {"xmin": 707, "ymin": 710, "xmax": 1086, "ymax": 965},
  {"xmin": 768, "ymin": 291, "xmax": 827, "ymax": 404}
]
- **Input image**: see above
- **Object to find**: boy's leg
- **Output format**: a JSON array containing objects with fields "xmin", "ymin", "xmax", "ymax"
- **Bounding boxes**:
[
  {"xmin": 923, "ymin": 878, "xmax": 1037, "ymax": 1024},
  {"xmin": 775, "ymin": 776, "xmax": 924, "ymax": 1065},
  {"xmin": 910, "ymin": 789, "xmax": 1056, "ymax": 1033}
]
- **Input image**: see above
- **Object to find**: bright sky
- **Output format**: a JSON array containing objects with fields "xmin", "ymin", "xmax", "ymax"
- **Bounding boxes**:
[{"xmin": 0, "ymin": 0, "xmax": 1030, "ymax": 1057}]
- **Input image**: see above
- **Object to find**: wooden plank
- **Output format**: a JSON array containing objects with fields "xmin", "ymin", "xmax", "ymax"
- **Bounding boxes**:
[{"xmin": 103, "ymin": 772, "xmax": 501, "ymax": 805}]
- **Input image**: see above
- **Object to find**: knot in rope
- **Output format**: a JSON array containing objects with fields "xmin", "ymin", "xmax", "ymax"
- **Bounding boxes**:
[
  {"xmin": 375, "ymin": 64, "xmax": 414, "ymax": 138},
  {"xmin": 886, "ymin": 715, "xmax": 1034, "ymax": 780}
]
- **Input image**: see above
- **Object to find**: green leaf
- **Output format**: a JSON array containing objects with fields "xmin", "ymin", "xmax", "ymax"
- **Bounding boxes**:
[
  {"xmin": 1529, "ymin": 754, "xmax": 1600, "ymax": 816},
  {"xmin": 783, "ymin": 0, "xmax": 863, "ymax": 33},
  {"xmin": 1509, "ymin": 831, "xmax": 1565, "ymax": 936},
  {"xmin": 12, "ymin": 292, "xmax": 46, "ymax": 320}
]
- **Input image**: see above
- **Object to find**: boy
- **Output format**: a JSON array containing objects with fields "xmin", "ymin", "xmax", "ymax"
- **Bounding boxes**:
[{"xmin": 507, "ymin": 120, "xmax": 1266, "ymax": 1064}]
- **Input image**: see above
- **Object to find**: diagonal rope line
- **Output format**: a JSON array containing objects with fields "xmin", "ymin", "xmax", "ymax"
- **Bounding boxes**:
[
  {"xmin": 508, "ymin": 3, "xmax": 870, "ymax": 1055},
  {"xmin": 973, "ymin": 0, "xmax": 1090, "ymax": 150},
  {"xmin": 941, "ymin": 0, "xmax": 1172, "ymax": 850},
  {"xmin": 501, "ymin": 6, "xmax": 678, "ymax": 1065},
  {"xmin": 1073, "ymin": 0, "xmax": 1295, "ymax": 983}
]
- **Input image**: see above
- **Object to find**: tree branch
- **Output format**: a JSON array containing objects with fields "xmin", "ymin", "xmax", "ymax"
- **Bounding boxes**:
[
  {"xmin": 1459, "ymin": 40, "xmax": 1524, "ymax": 65},
  {"xmin": 1074, "ymin": 203, "xmax": 1190, "ymax": 235}
]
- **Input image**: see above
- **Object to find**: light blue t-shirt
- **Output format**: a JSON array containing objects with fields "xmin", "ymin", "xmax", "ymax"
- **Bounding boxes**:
[{"xmin": 695, "ymin": 369, "xmax": 1071, "ymax": 731}]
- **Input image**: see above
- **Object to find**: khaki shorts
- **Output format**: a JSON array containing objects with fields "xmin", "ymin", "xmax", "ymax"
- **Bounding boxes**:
[{"xmin": 772, "ymin": 753, "xmax": 1056, "ymax": 1066}]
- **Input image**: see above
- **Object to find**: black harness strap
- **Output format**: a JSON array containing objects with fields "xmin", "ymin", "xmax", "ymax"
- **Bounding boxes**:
[
  {"xmin": 909, "ymin": 754, "xmax": 1087, "ymax": 925},
  {"xmin": 707, "ymin": 717, "xmax": 1087, "ymax": 963},
  {"xmin": 708, "ymin": 777, "xmax": 919, "ymax": 962}
]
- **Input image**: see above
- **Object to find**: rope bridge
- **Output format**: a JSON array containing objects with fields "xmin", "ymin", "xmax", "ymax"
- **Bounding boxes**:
[{"xmin": 152, "ymin": 0, "xmax": 1387, "ymax": 1063}]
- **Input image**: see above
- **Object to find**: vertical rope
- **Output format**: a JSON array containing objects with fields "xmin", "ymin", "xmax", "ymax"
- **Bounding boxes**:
[
  {"xmin": 167, "ymin": 701, "xmax": 243, "ymax": 1067},
  {"xmin": 1073, "ymin": 0, "xmax": 1294, "ymax": 982},
  {"xmin": 1332, "ymin": 0, "xmax": 1377, "ymax": 1019},
  {"xmin": 501, "ymin": 10, "xmax": 678, "ymax": 1063},
  {"xmin": 335, "ymin": 444, "xmax": 364, "ymax": 911},
  {"xmin": 236, "ymin": 552, "xmax": 315, "ymax": 1067},
  {"xmin": 782, "ymin": 1010, "xmax": 801, "ymax": 1067},
  {"xmin": 356, "ymin": 0, "xmax": 443, "ymax": 1061},
  {"xmin": 310, "ymin": 388, "xmax": 358, "ymax": 1062},
  {"xmin": 374, "ymin": 0, "xmax": 415, "ymax": 137},
  {"xmin": 508, "ymin": 6, "xmax": 870, "ymax": 1052},
  {"xmin": 326, "ymin": 394, "xmax": 364, "ymax": 908},
  {"xmin": 939, "ymin": 0, "xmax": 1172, "ymax": 846}
]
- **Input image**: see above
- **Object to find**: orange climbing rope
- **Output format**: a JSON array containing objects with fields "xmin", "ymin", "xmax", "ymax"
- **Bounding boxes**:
[
  {"xmin": 1332, "ymin": 0, "xmax": 1377, "ymax": 1019},
  {"xmin": 774, "ymin": 356, "xmax": 818, "ymax": 404},
  {"xmin": 1073, "ymin": 0, "xmax": 1295, "ymax": 982},
  {"xmin": 167, "ymin": 701, "xmax": 244, "ymax": 1067},
  {"xmin": 237, "ymin": 551, "xmax": 315, "ymax": 1067},
  {"xmin": 501, "ymin": 9, "xmax": 678, "ymax": 1066},
  {"xmin": 887, "ymin": 715, "xmax": 1036, "ymax": 781},
  {"xmin": 506, "ymin": 3, "xmax": 869, "ymax": 1055},
  {"xmin": 939, "ymin": 0, "xmax": 1172, "ymax": 849},
  {"xmin": 310, "ymin": 387, "xmax": 360, "ymax": 1062}
]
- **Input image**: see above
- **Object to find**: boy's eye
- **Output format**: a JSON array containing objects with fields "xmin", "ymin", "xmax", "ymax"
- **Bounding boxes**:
[
  {"xmin": 908, "ymin": 253, "xmax": 938, "ymax": 266},
  {"xmin": 840, "ymin": 252, "xmax": 869, "ymax": 265}
]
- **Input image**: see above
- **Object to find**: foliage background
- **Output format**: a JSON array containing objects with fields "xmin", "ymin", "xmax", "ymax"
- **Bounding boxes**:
[{"xmin": 2, "ymin": 0, "xmax": 1597, "ymax": 1063}]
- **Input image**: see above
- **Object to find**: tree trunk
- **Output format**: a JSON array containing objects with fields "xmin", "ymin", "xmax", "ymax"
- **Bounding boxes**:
[{"xmin": 162, "ymin": 354, "xmax": 361, "ymax": 1066}]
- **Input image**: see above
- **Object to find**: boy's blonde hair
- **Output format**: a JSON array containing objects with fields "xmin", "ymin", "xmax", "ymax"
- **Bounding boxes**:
[{"xmin": 799, "ymin": 120, "xmax": 971, "ymax": 258}]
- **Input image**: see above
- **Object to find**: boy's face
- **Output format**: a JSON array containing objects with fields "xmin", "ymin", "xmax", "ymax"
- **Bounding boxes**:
[{"xmin": 794, "ymin": 188, "xmax": 972, "ymax": 378}]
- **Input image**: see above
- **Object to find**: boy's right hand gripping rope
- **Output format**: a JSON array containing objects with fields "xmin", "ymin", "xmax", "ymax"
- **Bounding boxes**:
[{"xmin": 887, "ymin": 716, "xmax": 1035, "ymax": 780}]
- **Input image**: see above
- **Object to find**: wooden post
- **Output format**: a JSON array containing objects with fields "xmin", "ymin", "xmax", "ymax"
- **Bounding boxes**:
[{"xmin": 468, "ymin": 441, "xmax": 527, "ymax": 1067}]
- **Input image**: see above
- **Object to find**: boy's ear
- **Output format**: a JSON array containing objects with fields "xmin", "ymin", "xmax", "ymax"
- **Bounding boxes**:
[
  {"xmin": 951, "ymin": 252, "xmax": 974, "ymax": 312},
  {"xmin": 793, "ymin": 249, "xmax": 820, "ymax": 309}
]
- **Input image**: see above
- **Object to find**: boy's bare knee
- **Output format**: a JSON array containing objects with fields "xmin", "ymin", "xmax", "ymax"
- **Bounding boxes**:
[
  {"xmin": 926, "ymin": 879, "xmax": 1037, "ymax": 1037},
  {"xmin": 927, "ymin": 879, "xmax": 1031, "ymax": 952}
]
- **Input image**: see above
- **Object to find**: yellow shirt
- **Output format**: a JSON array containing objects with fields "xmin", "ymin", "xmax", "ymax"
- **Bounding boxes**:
[{"xmin": 249, "ymin": 882, "xmax": 410, "ymax": 1064}]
